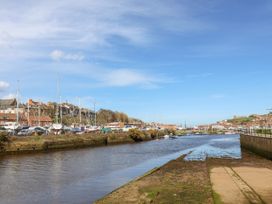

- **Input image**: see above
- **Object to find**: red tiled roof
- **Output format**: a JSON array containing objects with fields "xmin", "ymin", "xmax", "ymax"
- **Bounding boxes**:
[
  {"xmin": 29, "ymin": 115, "xmax": 52, "ymax": 122},
  {"xmin": 0, "ymin": 113, "xmax": 27, "ymax": 121}
]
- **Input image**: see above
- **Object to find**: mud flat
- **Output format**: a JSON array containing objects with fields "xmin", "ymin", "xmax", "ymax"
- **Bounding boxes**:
[{"xmin": 95, "ymin": 151, "xmax": 272, "ymax": 204}]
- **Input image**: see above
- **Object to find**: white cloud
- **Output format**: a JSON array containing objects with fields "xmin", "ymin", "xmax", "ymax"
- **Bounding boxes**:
[
  {"xmin": 44, "ymin": 63, "xmax": 170, "ymax": 88},
  {"xmin": 50, "ymin": 50, "xmax": 64, "ymax": 60},
  {"xmin": 50, "ymin": 49, "xmax": 84, "ymax": 61},
  {"xmin": 0, "ymin": 81, "xmax": 9, "ymax": 92},
  {"xmin": 0, "ymin": 0, "xmax": 199, "ymax": 90},
  {"xmin": 2, "ymin": 93, "xmax": 16, "ymax": 99},
  {"xmin": 101, "ymin": 69, "xmax": 158, "ymax": 87},
  {"xmin": 0, "ymin": 31, "xmax": 14, "ymax": 48},
  {"xmin": 0, "ymin": 0, "xmax": 210, "ymax": 60}
]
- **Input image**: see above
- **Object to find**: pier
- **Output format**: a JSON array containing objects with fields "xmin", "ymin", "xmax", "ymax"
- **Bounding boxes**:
[{"xmin": 240, "ymin": 129, "xmax": 272, "ymax": 160}]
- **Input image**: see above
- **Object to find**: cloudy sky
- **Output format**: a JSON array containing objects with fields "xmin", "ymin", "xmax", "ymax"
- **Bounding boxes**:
[{"xmin": 1, "ymin": 0, "xmax": 272, "ymax": 125}]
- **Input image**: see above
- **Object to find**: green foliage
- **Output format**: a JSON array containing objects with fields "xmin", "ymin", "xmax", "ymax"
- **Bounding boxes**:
[
  {"xmin": 97, "ymin": 109, "xmax": 129, "ymax": 125},
  {"xmin": 207, "ymin": 129, "xmax": 222, "ymax": 135},
  {"xmin": 227, "ymin": 116, "xmax": 253, "ymax": 125},
  {"xmin": 212, "ymin": 190, "xmax": 223, "ymax": 204},
  {"xmin": 256, "ymin": 129, "xmax": 272, "ymax": 134},
  {"xmin": 128, "ymin": 129, "xmax": 145, "ymax": 141},
  {"xmin": 0, "ymin": 133, "xmax": 9, "ymax": 143},
  {"xmin": 30, "ymin": 102, "xmax": 142, "ymax": 126},
  {"xmin": 96, "ymin": 109, "xmax": 143, "ymax": 125},
  {"xmin": 147, "ymin": 129, "xmax": 159, "ymax": 139},
  {"xmin": 175, "ymin": 130, "xmax": 187, "ymax": 135},
  {"xmin": 163, "ymin": 129, "xmax": 177, "ymax": 136}
]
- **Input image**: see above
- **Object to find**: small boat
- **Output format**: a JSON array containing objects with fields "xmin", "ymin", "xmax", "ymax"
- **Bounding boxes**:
[
  {"xmin": 52, "ymin": 123, "xmax": 63, "ymax": 130},
  {"xmin": 164, "ymin": 135, "xmax": 169, "ymax": 139},
  {"xmin": 225, "ymin": 132, "xmax": 235, "ymax": 135},
  {"xmin": 50, "ymin": 123, "xmax": 64, "ymax": 135},
  {"xmin": 169, "ymin": 135, "xmax": 178, "ymax": 139}
]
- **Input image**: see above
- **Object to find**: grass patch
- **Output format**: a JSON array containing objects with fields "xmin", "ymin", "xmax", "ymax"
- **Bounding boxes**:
[
  {"xmin": 142, "ymin": 187, "xmax": 160, "ymax": 200},
  {"xmin": 32, "ymin": 136, "xmax": 43, "ymax": 141},
  {"xmin": 212, "ymin": 190, "xmax": 222, "ymax": 204},
  {"xmin": 139, "ymin": 182, "xmax": 212, "ymax": 204}
]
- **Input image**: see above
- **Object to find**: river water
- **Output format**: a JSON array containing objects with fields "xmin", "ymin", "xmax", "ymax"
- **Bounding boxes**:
[{"xmin": 0, "ymin": 134, "xmax": 241, "ymax": 204}]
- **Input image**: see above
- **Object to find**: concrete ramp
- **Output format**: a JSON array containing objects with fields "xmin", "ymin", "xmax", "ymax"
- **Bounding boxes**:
[
  {"xmin": 210, "ymin": 167, "xmax": 250, "ymax": 204},
  {"xmin": 210, "ymin": 167, "xmax": 272, "ymax": 204},
  {"xmin": 233, "ymin": 167, "xmax": 272, "ymax": 204}
]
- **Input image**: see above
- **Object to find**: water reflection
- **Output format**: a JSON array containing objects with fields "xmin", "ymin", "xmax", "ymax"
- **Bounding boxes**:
[{"xmin": 0, "ymin": 134, "xmax": 241, "ymax": 204}]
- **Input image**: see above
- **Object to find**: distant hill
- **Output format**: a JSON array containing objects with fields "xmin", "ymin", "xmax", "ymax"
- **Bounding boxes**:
[{"xmin": 225, "ymin": 114, "xmax": 271, "ymax": 127}]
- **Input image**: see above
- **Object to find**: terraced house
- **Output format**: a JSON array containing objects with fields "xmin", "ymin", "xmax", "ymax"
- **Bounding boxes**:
[
  {"xmin": 0, "ymin": 98, "xmax": 27, "ymax": 125},
  {"xmin": 27, "ymin": 99, "xmax": 53, "ymax": 126},
  {"xmin": 0, "ymin": 98, "xmax": 24, "ymax": 114}
]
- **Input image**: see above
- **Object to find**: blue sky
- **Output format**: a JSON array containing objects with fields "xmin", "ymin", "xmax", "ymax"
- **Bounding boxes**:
[{"xmin": 0, "ymin": 0, "xmax": 272, "ymax": 125}]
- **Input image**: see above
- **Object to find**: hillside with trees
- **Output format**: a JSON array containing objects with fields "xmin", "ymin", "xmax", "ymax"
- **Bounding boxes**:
[{"xmin": 96, "ymin": 109, "xmax": 143, "ymax": 125}]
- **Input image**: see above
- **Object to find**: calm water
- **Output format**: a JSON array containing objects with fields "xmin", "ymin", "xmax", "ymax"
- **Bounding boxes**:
[{"xmin": 0, "ymin": 134, "xmax": 241, "ymax": 204}]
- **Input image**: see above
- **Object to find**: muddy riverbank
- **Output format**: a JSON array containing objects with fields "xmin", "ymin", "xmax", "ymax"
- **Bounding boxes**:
[
  {"xmin": 95, "ymin": 150, "xmax": 272, "ymax": 204},
  {"xmin": 0, "ymin": 132, "xmax": 157, "ymax": 155}
]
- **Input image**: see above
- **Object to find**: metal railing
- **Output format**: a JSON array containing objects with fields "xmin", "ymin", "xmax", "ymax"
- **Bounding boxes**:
[{"xmin": 238, "ymin": 128, "xmax": 272, "ymax": 138}]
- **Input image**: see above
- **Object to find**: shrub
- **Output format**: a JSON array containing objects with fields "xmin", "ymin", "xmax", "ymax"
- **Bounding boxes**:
[
  {"xmin": 128, "ymin": 129, "xmax": 145, "ymax": 142},
  {"xmin": 162, "ymin": 129, "xmax": 176, "ymax": 136},
  {"xmin": 0, "ymin": 133, "xmax": 9, "ymax": 143},
  {"xmin": 256, "ymin": 129, "xmax": 272, "ymax": 135},
  {"xmin": 147, "ymin": 129, "xmax": 159, "ymax": 139}
]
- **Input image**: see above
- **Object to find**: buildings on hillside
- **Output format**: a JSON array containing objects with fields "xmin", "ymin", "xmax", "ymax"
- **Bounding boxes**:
[
  {"xmin": 195, "ymin": 114, "xmax": 272, "ymax": 132},
  {"xmin": 0, "ymin": 99, "xmax": 26, "ymax": 126},
  {"xmin": 0, "ymin": 99, "xmax": 52, "ymax": 126},
  {"xmin": 0, "ymin": 99, "xmax": 24, "ymax": 114},
  {"xmin": 0, "ymin": 98, "xmax": 95, "ymax": 127},
  {"xmin": 144, "ymin": 122, "xmax": 178, "ymax": 130},
  {"xmin": 0, "ymin": 113, "xmax": 27, "ymax": 126}
]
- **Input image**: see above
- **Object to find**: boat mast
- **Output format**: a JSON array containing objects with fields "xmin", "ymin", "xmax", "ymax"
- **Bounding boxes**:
[
  {"xmin": 55, "ymin": 76, "xmax": 60, "ymax": 124},
  {"xmin": 78, "ymin": 97, "xmax": 81, "ymax": 125},
  {"xmin": 93, "ymin": 100, "xmax": 97, "ymax": 127},
  {"xmin": 27, "ymin": 100, "xmax": 30, "ymax": 126},
  {"xmin": 16, "ymin": 80, "xmax": 19, "ymax": 125},
  {"xmin": 60, "ymin": 95, "xmax": 62, "ymax": 124},
  {"xmin": 38, "ymin": 100, "xmax": 41, "ymax": 126}
]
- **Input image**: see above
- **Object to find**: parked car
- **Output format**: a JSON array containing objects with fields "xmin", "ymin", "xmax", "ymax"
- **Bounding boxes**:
[
  {"xmin": 70, "ymin": 127, "xmax": 83, "ymax": 134},
  {"xmin": 17, "ymin": 128, "xmax": 31, "ymax": 136},
  {"xmin": 122, "ymin": 125, "xmax": 136, "ymax": 132},
  {"xmin": 30, "ymin": 127, "xmax": 47, "ymax": 135},
  {"xmin": 85, "ymin": 126, "xmax": 100, "ymax": 133},
  {"xmin": 101, "ymin": 127, "xmax": 112, "ymax": 133},
  {"xmin": 21, "ymin": 126, "xmax": 30, "ymax": 130},
  {"xmin": 17, "ymin": 126, "xmax": 47, "ymax": 136},
  {"xmin": 63, "ymin": 126, "xmax": 72, "ymax": 134}
]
